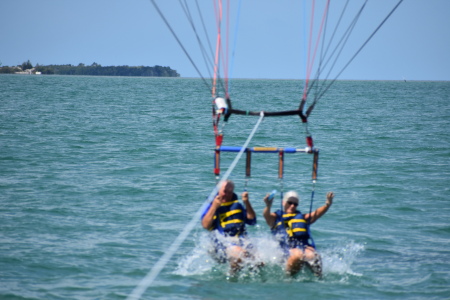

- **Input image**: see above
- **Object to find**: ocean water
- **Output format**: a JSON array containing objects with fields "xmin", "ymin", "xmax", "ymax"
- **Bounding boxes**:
[{"xmin": 0, "ymin": 74, "xmax": 449, "ymax": 299}]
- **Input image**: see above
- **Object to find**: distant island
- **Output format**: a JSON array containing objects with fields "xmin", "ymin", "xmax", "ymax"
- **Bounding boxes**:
[{"xmin": 0, "ymin": 60, "xmax": 180, "ymax": 77}]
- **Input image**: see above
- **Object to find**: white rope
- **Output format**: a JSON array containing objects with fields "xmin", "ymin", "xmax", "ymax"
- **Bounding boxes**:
[{"xmin": 127, "ymin": 112, "xmax": 265, "ymax": 300}]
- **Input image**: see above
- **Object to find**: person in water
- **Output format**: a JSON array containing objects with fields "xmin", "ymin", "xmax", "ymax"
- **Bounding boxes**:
[
  {"xmin": 263, "ymin": 190, "xmax": 334, "ymax": 276},
  {"xmin": 201, "ymin": 180, "xmax": 257, "ymax": 273}
]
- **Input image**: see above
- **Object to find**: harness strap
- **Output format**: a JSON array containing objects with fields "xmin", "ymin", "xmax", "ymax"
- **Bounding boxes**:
[
  {"xmin": 244, "ymin": 149, "xmax": 251, "ymax": 191},
  {"xmin": 307, "ymin": 181, "xmax": 317, "ymax": 248}
]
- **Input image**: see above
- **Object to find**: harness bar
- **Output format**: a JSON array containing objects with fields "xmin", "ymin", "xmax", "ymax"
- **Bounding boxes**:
[
  {"xmin": 218, "ymin": 146, "xmax": 313, "ymax": 153},
  {"xmin": 215, "ymin": 146, "xmax": 319, "ymax": 181}
]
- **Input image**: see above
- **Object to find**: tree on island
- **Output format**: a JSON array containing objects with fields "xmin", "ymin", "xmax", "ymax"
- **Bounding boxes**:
[
  {"xmin": 0, "ymin": 60, "xmax": 180, "ymax": 77},
  {"xmin": 21, "ymin": 60, "xmax": 33, "ymax": 70}
]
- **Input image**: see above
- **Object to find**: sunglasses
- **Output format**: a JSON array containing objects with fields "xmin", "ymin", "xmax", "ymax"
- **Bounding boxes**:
[{"xmin": 287, "ymin": 201, "xmax": 298, "ymax": 207}]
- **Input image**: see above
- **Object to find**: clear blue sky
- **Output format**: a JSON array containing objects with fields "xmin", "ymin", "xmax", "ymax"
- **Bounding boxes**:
[{"xmin": 1, "ymin": 0, "xmax": 449, "ymax": 81}]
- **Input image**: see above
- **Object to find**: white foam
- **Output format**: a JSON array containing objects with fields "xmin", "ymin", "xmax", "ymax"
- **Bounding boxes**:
[
  {"xmin": 174, "ymin": 234, "xmax": 216, "ymax": 276},
  {"xmin": 176, "ymin": 233, "xmax": 365, "ymax": 280},
  {"xmin": 321, "ymin": 240, "xmax": 365, "ymax": 276}
]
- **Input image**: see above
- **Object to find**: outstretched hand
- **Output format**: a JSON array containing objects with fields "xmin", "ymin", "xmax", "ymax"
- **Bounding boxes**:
[
  {"xmin": 241, "ymin": 191, "xmax": 249, "ymax": 202},
  {"xmin": 326, "ymin": 192, "xmax": 334, "ymax": 206},
  {"xmin": 263, "ymin": 193, "xmax": 273, "ymax": 207}
]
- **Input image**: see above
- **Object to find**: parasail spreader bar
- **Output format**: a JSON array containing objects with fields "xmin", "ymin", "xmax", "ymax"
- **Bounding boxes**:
[
  {"xmin": 218, "ymin": 146, "xmax": 314, "ymax": 153},
  {"xmin": 229, "ymin": 109, "xmax": 302, "ymax": 117}
]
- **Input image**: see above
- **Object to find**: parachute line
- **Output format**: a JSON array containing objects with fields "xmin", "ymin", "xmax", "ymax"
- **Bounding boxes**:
[
  {"xmin": 228, "ymin": 0, "xmax": 243, "ymax": 95},
  {"xmin": 310, "ymin": 0, "xmax": 367, "ymax": 101},
  {"xmin": 179, "ymin": 0, "xmax": 215, "ymax": 82},
  {"xmin": 312, "ymin": 0, "xmax": 404, "ymax": 102},
  {"xmin": 150, "ymin": 0, "xmax": 211, "ymax": 90}
]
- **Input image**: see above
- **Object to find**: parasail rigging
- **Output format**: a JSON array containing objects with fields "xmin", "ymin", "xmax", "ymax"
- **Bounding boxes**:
[{"xmin": 127, "ymin": 1, "xmax": 404, "ymax": 299}]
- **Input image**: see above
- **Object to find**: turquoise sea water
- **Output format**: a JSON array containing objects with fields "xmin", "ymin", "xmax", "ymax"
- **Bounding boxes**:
[{"xmin": 1, "ymin": 75, "xmax": 449, "ymax": 299}]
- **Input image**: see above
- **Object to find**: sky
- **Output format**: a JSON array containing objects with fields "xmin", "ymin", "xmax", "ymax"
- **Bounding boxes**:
[{"xmin": 1, "ymin": 0, "xmax": 449, "ymax": 81}]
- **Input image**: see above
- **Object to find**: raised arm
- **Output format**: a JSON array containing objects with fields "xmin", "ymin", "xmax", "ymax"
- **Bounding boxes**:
[
  {"xmin": 201, "ymin": 195, "xmax": 221, "ymax": 229},
  {"xmin": 304, "ymin": 191, "xmax": 334, "ymax": 224},
  {"xmin": 263, "ymin": 193, "xmax": 277, "ymax": 228},
  {"xmin": 241, "ymin": 191, "xmax": 256, "ymax": 222}
]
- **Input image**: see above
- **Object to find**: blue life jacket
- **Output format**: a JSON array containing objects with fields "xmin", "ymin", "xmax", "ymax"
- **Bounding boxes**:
[{"xmin": 272, "ymin": 209, "xmax": 314, "ymax": 249}]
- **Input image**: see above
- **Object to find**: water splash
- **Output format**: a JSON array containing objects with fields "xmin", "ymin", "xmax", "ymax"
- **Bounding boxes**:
[
  {"xmin": 321, "ymin": 240, "xmax": 365, "ymax": 277},
  {"xmin": 174, "ymin": 233, "xmax": 216, "ymax": 276},
  {"xmin": 175, "ymin": 232, "xmax": 365, "ymax": 282}
]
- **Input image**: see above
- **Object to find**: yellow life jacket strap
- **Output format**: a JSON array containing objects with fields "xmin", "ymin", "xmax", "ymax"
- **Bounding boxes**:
[
  {"xmin": 221, "ymin": 200, "xmax": 239, "ymax": 207},
  {"xmin": 219, "ymin": 208, "xmax": 243, "ymax": 226}
]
